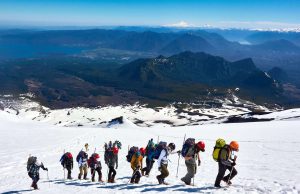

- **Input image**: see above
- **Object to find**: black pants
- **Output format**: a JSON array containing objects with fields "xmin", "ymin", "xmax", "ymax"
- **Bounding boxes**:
[
  {"xmin": 142, "ymin": 158, "xmax": 154, "ymax": 176},
  {"xmin": 215, "ymin": 162, "xmax": 237, "ymax": 186},
  {"xmin": 28, "ymin": 173, "xmax": 39, "ymax": 189},
  {"xmin": 131, "ymin": 170, "xmax": 141, "ymax": 183},
  {"xmin": 108, "ymin": 166, "xmax": 116, "ymax": 181},
  {"xmin": 66, "ymin": 165, "xmax": 72, "ymax": 179},
  {"xmin": 91, "ymin": 167, "xmax": 102, "ymax": 181}
]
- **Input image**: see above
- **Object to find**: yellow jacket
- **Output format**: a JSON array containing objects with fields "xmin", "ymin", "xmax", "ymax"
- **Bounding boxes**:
[{"xmin": 131, "ymin": 154, "xmax": 143, "ymax": 170}]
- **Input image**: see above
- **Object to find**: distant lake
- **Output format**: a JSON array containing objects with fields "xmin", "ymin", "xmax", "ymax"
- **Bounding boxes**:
[{"xmin": 0, "ymin": 42, "xmax": 87, "ymax": 59}]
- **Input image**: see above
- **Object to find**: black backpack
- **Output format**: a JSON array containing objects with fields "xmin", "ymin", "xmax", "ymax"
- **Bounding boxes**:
[
  {"xmin": 76, "ymin": 150, "xmax": 87, "ymax": 163},
  {"xmin": 181, "ymin": 138, "xmax": 195, "ymax": 157},
  {"xmin": 153, "ymin": 142, "xmax": 167, "ymax": 159},
  {"xmin": 27, "ymin": 156, "xmax": 37, "ymax": 171},
  {"xmin": 126, "ymin": 146, "xmax": 138, "ymax": 162}
]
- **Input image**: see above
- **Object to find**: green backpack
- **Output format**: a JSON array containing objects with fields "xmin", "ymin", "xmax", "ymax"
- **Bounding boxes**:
[{"xmin": 212, "ymin": 138, "xmax": 226, "ymax": 161}]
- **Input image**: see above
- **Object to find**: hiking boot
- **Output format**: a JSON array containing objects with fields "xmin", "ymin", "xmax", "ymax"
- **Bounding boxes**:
[
  {"xmin": 141, "ymin": 170, "xmax": 145, "ymax": 176},
  {"xmin": 92, "ymin": 178, "xmax": 95, "ymax": 182},
  {"xmin": 156, "ymin": 176, "xmax": 163, "ymax": 184},
  {"xmin": 181, "ymin": 178, "xmax": 190, "ymax": 185},
  {"xmin": 223, "ymin": 178, "xmax": 232, "ymax": 185},
  {"xmin": 83, "ymin": 173, "xmax": 88, "ymax": 180},
  {"xmin": 33, "ymin": 183, "xmax": 38, "ymax": 190},
  {"xmin": 214, "ymin": 184, "xmax": 221, "ymax": 188},
  {"xmin": 78, "ymin": 174, "xmax": 81, "ymax": 180}
]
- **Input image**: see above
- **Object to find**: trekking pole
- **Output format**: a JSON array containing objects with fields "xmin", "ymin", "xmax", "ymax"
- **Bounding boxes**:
[{"xmin": 176, "ymin": 134, "xmax": 186, "ymax": 178}]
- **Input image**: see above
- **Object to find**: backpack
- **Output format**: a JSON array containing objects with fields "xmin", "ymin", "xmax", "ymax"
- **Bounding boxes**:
[
  {"xmin": 145, "ymin": 139, "xmax": 155, "ymax": 158},
  {"xmin": 76, "ymin": 150, "xmax": 87, "ymax": 163},
  {"xmin": 126, "ymin": 146, "xmax": 138, "ymax": 162},
  {"xmin": 114, "ymin": 141, "xmax": 122, "ymax": 149},
  {"xmin": 87, "ymin": 156, "xmax": 95, "ymax": 168},
  {"xmin": 181, "ymin": 138, "xmax": 195, "ymax": 157},
  {"xmin": 104, "ymin": 148, "xmax": 113, "ymax": 164},
  {"xmin": 153, "ymin": 141, "xmax": 167, "ymax": 159},
  {"xmin": 60, "ymin": 152, "xmax": 72, "ymax": 166},
  {"xmin": 212, "ymin": 138, "xmax": 226, "ymax": 161},
  {"xmin": 27, "ymin": 156, "xmax": 37, "ymax": 171}
]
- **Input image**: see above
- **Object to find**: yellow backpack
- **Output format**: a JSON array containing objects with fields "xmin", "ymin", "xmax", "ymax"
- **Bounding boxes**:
[{"xmin": 212, "ymin": 138, "xmax": 226, "ymax": 161}]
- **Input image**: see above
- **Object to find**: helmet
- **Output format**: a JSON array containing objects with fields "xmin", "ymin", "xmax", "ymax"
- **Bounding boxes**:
[
  {"xmin": 168, "ymin": 143, "xmax": 176, "ymax": 151},
  {"xmin": 139, "ymin": 147, "xmax": 146, "ymax": 155},
  {"xmin": 113, "ymin": 147, "xmax": 119, "ymax": 154},
  {"xmin": 229, "ymin": 141, "xmax": 239, "ymax": 151},
  {"xmin": 196, "ymin": 141, "xmax": 205, "ymax": 152}
]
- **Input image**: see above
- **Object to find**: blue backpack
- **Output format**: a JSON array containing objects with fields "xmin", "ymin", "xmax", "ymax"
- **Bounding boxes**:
[
  {"xmin": 181, "ymin": 138, "xmax": 195, "ymax": 157},
  {"xmin": 153, "ymin": 141, "xmax": 167, "ymax": 159}
]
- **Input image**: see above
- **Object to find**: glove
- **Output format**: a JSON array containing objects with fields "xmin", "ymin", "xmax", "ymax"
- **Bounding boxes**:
[
  {"xmin": 177, "ymin": 150, "xmax": 181, "ymax": 154},
  {"xmin": 198, "ymin": 160, "xmax": 201, "ymax": 166},
  {"xmin": 45, "ymin": 168, "xmax": 48, "ymax": 171},
  {"xmin": 116, "ymin": 165, "xmax": 118, "ymax": 169},
  {"xmin": 232, "ymin": 162, "xmax": 236, "ymax": 167}
]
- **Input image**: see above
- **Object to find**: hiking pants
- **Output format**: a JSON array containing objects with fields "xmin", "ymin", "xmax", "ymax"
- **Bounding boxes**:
[
  {"xmin": 131, "ymin": 170, "xmax": 141, "ymax": 183},
  {"xmin": 28, "ymin": 173, "xmax": 39, "ymax": 189},
  {"xmin": 157, "ymin": 164, "xmax": 169, "ymax": 180},
  {"xmin": 108, "ymin": 166, "xmax": 116, "ymax": 181},
  {"xmin": 181, "ymin": 160, "xmax": 197, "ymax": 185},
  {"xmin": 142, "ymin": 158, "xmax": 154, "ymax": 175},
  {"xmin": 78, "ymin": 165, "xmax": 88, "ymax": 179},
  {"xmin": 91, "ymin": 167, "xmax": 102, "ymax": 182},
  {"xmin": 66, "ymin": 165, "xmax": 72, "ymax": 179},
  {"xmin": 215, "ymin": 162, "xmax": 237, "ymax": 186}
]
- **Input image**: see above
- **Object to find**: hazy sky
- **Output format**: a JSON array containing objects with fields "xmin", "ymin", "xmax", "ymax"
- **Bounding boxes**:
[{"xmin": 1, "ymin": 0, "xmax": 300, "ymax": 29}]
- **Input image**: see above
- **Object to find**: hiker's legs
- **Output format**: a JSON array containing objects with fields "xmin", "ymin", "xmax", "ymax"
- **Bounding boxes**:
[
  {"xmin": 66, "ymin": 165, "xmax": 72, "ymax": 179},
  {"xmin": 91, "ymin": 169, "xmax": 95, "ymax": 181},
  {"xmin": 223, "ymin": 166, "xmax": 237, "ymax": 181},
  {"xmin": 134, "ymin": 171, "xmax": 141, "ymax": 183},
  {"xmin": 157, "ymin": 164, "xmax": 169, "ymax": 183},
  {"xmin": 181, "ymin": 161, "xmax": 196, "ymax": 185},
  {"xmin": 78, "ymin": 166, "xmax": 83, "ymax": 179},
  {"xmin": 215, "ymin": 162, "xmax": 227, "ymax": 187},
  {"xmin": 83, "ymin": 165, "xmax": 88, "ymax": 179},
  {"xmin": 96, "ymin": 167, "xmax": 102, "ymax": 181}
]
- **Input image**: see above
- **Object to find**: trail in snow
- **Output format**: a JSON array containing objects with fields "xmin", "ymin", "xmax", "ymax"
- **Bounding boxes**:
[{"xmin": 0, "ymin": 111, "xmax": 300, "ymax": 194}]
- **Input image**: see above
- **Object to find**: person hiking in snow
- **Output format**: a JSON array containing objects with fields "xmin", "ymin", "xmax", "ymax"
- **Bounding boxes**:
[
  {"xmin": 141, "ymin": 139, "xmax": 156, "ymax": 177},
  {"xmin": 88, "ymin": 153, "xmax": 103, "ymax": 182},
  {"xmin": 156, "ymin": 142, "xmax": 176, "ymax": 185},
  {"xmin": 214, "ymin": 141, "xmax": 239, "ymax": 188},
  {"xmin": 27, "ymin": 156, "xmax": 48, "ymax": 190},
  {"xmin": 104, "ymin": 142, "xmax": 119, "ymax": 183},
  {"xmin": 76, "ymin": 146, "xmax": 89, "ymax": 180},
  {"xmin": 130, "ymin": 148, "xmax": 145, "ymax": 183},
  {"xmin": 60, "ymin": 152, "xmax": 73, "ymax": 179},
  {"xmin": 181, "ymin": 140, "xmax": 205, "ymax": 185}
]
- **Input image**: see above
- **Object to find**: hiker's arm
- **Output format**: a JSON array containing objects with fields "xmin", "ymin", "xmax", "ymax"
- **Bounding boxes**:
[{"xmin": 40, "ymin": 163, "xmax": 48, "ymax": 171}]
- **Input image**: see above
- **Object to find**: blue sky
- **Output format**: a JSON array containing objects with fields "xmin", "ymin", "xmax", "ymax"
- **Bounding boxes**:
[{"xmin": 0, "ymin": 0, "xmax": 299, "ymax": 29}]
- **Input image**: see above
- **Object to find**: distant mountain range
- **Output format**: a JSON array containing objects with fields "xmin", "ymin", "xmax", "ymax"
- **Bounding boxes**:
[{"xmin": 1, "ymin": 51, "xmax": 295, "ymax": 108}]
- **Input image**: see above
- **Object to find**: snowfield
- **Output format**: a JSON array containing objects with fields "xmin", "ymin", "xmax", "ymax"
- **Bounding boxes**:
[{"xmin": 0, "ymin": 110, "xmax": 300, "ymax": 194}]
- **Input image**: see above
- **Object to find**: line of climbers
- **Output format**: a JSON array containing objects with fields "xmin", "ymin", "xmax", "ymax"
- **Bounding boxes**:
[{"xmin": 26, "ymin": 138, "xmax": 239, "ymax": 190}]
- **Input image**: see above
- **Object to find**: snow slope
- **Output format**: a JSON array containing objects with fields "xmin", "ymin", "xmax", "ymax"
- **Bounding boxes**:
[{"xmin": 0, "ymin": 110, "xmax": 300, "ymax": 194}]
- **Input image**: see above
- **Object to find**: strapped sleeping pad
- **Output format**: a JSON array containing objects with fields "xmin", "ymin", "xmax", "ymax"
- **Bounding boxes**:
[
  {"xmin": 212, "ymin": 138, "xmax": 226, "ymax": 161},
  {"xmin": 126, "ymin": 146, "xmax": 139, "ymax": 162},
  {"xmin": 181, "ymin": 138, "xmax": 195, "ymax": 157},
  {"xmin": 153, "ymin": 141, "xmax": 167, "ymax": 159},
  {"xmin": 27, "ymin": 156, "xmax": 37, "ymax": 171}
]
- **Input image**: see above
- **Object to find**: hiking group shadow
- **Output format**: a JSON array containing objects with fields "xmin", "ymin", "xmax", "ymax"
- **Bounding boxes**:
[
  {"xmin": 46, "ymin": 179, "xmax": 219, "ymax": 193},
  {"xmin": 2, "ymin": 189, "xmax": 33, "ymax": 194}
]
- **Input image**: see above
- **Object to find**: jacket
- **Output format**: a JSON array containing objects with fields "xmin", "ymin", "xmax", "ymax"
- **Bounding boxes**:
[
  {"xmin": 157, "ymin": 148, "xmax": 169, "ymax": 168},
  {"xmin": 28, "ymin": 161, "xmax": 46, "ymax": 177},
  {"xmin": 131, "ymin": 154, "xmax": 143, "ymax": 170}
]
